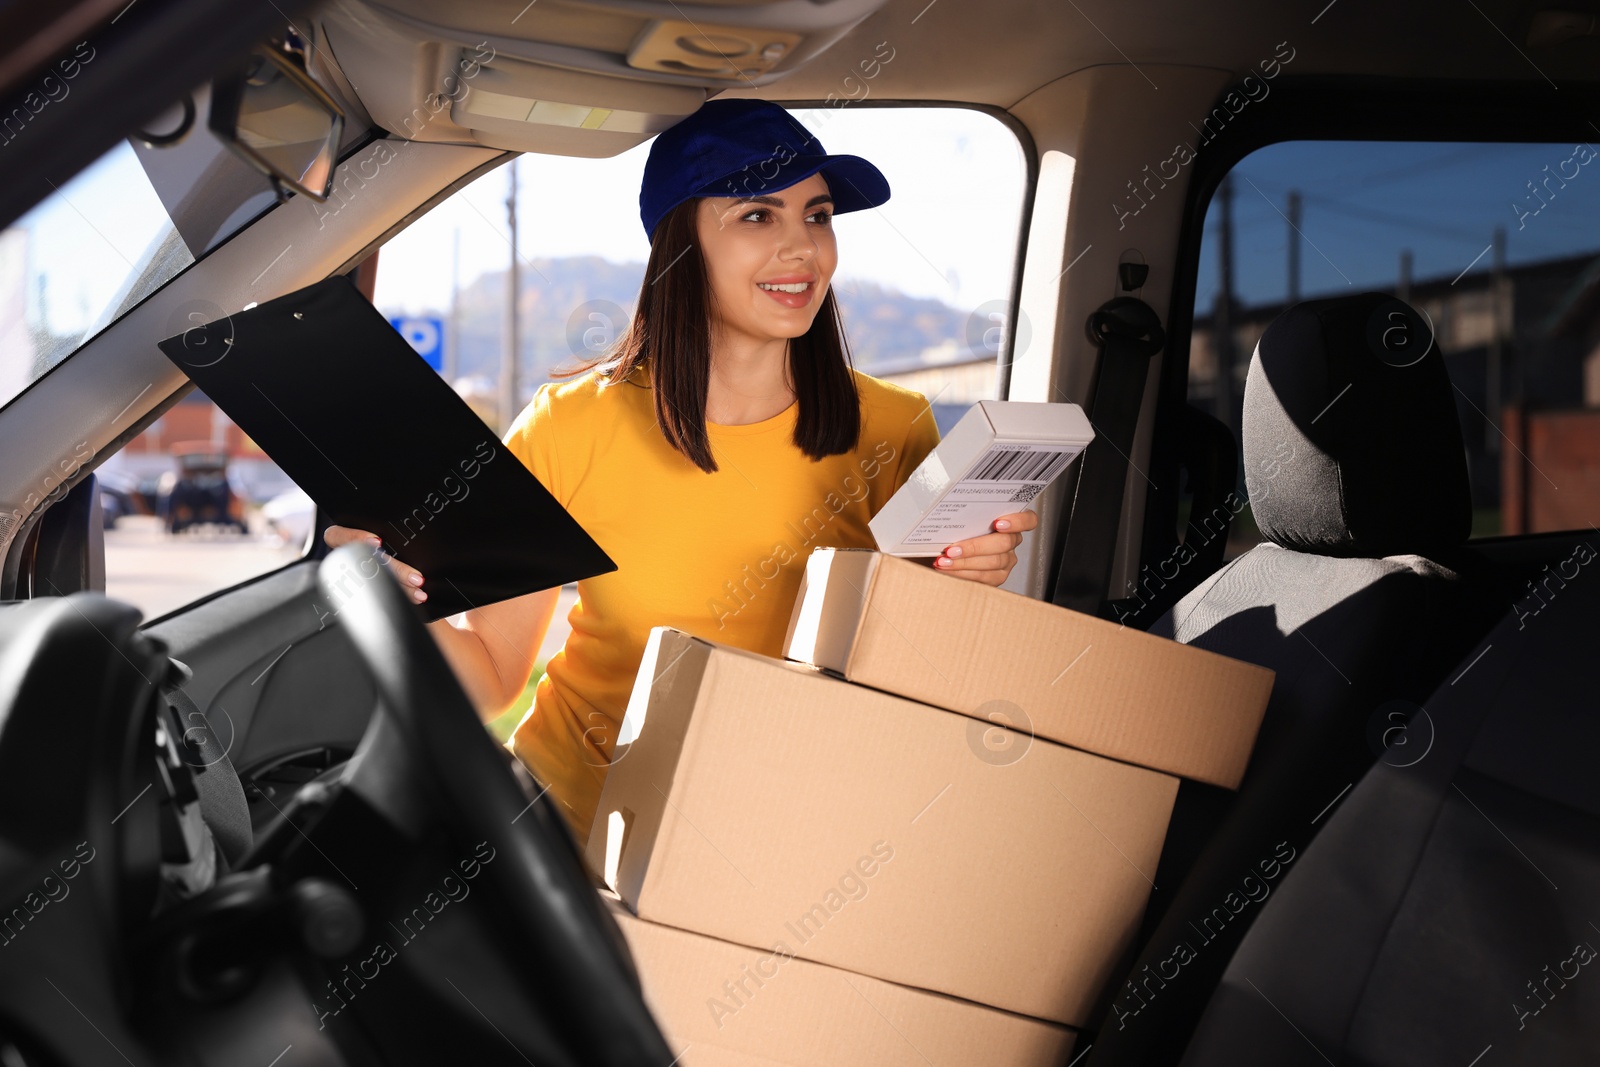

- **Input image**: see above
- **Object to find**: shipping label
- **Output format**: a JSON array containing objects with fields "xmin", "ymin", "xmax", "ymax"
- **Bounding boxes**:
[{"xmin": 900, "ymin": 443, "xmax": 1081, "ymax": 545}]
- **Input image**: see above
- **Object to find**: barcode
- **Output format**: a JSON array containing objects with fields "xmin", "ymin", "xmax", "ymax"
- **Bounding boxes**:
[{"xmin": 968, "ymin": 449, "xmax": 1073, "ymax": 482}]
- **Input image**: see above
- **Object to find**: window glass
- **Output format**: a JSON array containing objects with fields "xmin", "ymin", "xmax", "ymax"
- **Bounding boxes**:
[
  {"xmin": 373, "ymin": 105, "xmax": 1029, "ymax": 735},
  {"xmin": 1, "ymin": 120, "xmax": 279, "ymax": 415},
  {"xmin": 10, "ymin": 133, "xmax": 298, "ymax": 623},
  {"xmin": 1193, "ymin": 140, "xmax": 1600, "ymax": 556},
  {"xmin": 100, "ymin": 404, "xmax": 306, "ymax": 622},
  {"xmin": 0, "ymin": 143, "xmax": 192, "ymax": 412}
]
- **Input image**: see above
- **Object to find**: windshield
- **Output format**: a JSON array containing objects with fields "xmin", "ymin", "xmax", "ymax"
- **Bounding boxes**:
[
  {"xmin": 0, "ymin": 141, "xmax": 190, "ymax": 410},
  {"xmin": 0, "ymin": 95, "xmax": 284, "ymax": 414}
]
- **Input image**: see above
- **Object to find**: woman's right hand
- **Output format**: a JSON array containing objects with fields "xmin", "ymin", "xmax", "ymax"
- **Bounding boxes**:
[
  {"xmin": 322, "ymin": 525, "xmax": 428, "ymax": 604},
  {"xmin": 322, "ymin": 525, "xmax": 561, "ymax": 721}
]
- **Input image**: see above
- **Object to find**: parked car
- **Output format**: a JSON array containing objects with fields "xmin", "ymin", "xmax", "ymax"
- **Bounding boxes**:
[
  {"xmin": 95, "ymin": 469, "xmax": 140, "ymax": 529},
  {"xmin": 157, "ymin": 441, "xmax": 250, "ymax": 534}
]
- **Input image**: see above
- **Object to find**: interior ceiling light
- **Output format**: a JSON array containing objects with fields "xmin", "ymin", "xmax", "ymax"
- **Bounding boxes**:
[{"xmin": 628, "ymin": 20, "xmax": 801, "ymax": 80}]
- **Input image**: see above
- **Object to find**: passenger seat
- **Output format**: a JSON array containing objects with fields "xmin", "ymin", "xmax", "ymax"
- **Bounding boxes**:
[
  {"xmin": 1085, "ymin": 292, "xmax": 1514, "ymax": 1063},
  {"xmin": 1179, "ymin": 549, "xmax": 1600, "ymax": 1065}
]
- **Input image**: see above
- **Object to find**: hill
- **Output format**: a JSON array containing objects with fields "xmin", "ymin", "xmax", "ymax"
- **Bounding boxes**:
[{"xmin": 384, "ymin": 256, "xmax": 976, "ymax": 391}]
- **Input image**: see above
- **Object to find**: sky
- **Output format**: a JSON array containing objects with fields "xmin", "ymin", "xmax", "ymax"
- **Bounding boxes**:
[
  {"xmin": 17, "ymin": 147, "xmax": 180, "ymax": 337},
  {"xmin": 1194, "ymin": 140, "xmax": 1600, "ymax": 310},
  {"xmin": 13, "ymin": 105, "xmax": 1027, "ymax": 351},
  {"xmin": 370, "ymin": 106, "xmax": 1029, "ymax": 316},
  {"xmin": 14, "ymin": 117, "xmax": 1600, "ymax": 359}
]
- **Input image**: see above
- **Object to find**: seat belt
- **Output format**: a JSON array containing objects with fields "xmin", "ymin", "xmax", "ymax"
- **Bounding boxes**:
[{"xmin": 1049, "ymin": 296, "xmax": 1166, "ymax": 615}]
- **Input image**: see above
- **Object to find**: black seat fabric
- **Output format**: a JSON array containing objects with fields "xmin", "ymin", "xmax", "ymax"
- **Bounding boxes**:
[
  {"xmin": 1086, "ymin": 293, "xmax": 1512, "ymax": 1064},
  {"xmin": 1180, "ymin": 558, "xmax": 1600, "ymax": 1066}
]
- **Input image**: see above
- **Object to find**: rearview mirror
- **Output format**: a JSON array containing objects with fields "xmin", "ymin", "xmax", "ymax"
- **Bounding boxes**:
[{"xmin": 209, "ymin": 46, "xmax": 344, "ymax": 202}]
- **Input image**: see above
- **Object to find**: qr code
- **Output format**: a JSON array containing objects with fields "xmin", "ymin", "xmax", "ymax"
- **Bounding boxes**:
[{"xmin": 1008, "ymin": 482, "xmax": 1045, "ymax": 504}]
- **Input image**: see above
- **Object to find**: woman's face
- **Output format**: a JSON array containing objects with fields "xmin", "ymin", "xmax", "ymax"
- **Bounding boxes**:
[{"xmin": 695, "ymin": 171, "xmax": 838, "ymax": 349}]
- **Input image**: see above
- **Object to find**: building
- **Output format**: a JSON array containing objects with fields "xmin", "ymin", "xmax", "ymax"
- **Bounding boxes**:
[
  {"xmin": 872, "ymin": 347, "xmax": 997, "ymax": 436},
  {"xmin": 1193, "ymin": 251, "xmax": 1600, "ymax": 535}
]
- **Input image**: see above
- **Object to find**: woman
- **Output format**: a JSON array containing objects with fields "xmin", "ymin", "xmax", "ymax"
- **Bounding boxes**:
[{"xmin": 325, "ymin": 100, "xmax": 1038, "ymax": 839}]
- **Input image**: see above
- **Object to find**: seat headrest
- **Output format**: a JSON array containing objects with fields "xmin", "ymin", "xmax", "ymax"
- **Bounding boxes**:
[{"xmin": 1242, "ymin": 291, "xmax": 1472, "ymax": 557}]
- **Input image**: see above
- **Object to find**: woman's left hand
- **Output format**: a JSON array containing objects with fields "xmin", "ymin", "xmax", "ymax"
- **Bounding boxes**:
[{"xmin": 931, "ymin": 511, "xmax": 1039, "ymax": 586}]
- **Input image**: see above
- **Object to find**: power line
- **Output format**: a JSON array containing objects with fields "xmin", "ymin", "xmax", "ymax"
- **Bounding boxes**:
[
  {"xmin": 1235, "ymin": 144, "xmax": 1502, "ymax": 201},
  {"xmin": 1216, "ymin": 186, "xmax": 1490, "ymax": 245},
  {"xmin": 1290, "ymin": 144, "xmax": 1495, "ymax": 193},
  {"xmin": 1294, "ymin": 191, "xmax": 1491, "ymax": 244}
]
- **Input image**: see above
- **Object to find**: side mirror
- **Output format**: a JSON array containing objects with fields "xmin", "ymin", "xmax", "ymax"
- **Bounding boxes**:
[
  {"xmin": 209, "ymin": 46, "xmax": 344, "ymax": 202},
  {"xmin": 10, "ymin": 474, "xmax": 106, "ymax": 599}
]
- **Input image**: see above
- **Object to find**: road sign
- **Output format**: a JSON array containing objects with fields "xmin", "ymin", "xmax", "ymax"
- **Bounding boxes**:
[{"xmin": 389, "ymin": 316, "xmax": 444, "ymax": 371}]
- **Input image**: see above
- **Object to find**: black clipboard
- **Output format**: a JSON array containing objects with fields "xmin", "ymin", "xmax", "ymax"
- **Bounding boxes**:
[{"xmin": 157, "ymin": 274, "xmax": 615, "ymax": 621}]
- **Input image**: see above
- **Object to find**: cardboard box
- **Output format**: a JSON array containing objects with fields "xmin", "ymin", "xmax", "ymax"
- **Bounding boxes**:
[
  {"xmin": 869, "ymin": 401, "xmax": 1094, "ymax": 556},
  {"xmin": 586, "ymin": 627, "xmax": 1178, "ymax": 1026},
  {"xmin": 783, "ymin": 548, "xmax": 1274, "ymax": 790},
  {"xmin": 604, "ymin": 892, "xmax": 1077, "ymax": 1067}
]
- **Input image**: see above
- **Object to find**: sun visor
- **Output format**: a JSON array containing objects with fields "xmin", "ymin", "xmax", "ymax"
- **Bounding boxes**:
[
  {"xmin": 450, "ymin": 54, "xmax": 704, "ymax": 155},
  {"xmin": 323, "ymin": 0, "xmax": 893, "ymax": 154}
]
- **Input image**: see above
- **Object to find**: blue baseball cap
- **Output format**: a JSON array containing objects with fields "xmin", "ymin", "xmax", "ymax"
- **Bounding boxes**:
[{"xmin": 640, "ymin": 99, "xmax": 891, "ymax": 240}]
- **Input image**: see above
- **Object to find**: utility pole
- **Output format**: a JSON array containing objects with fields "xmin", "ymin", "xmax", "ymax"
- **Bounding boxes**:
[
  {"xmin": 447, "ymin": 226, "xmax": 460, "ymax": 385},
  {"xmin": 1486, "ymin": 226, "xmax": 1506, "ymax": 460},
  {"xmin": 500, "ymin": 160, "xmax": 520, "ymax": 435},
  {"xmin": 1214, "ymin": 175, "xmax": 1237, "ymax": 434},
  {"xmin": 1398, "ymin": 249, "xmax": 1412, "ymax": 304},
  {"xmin": 1286, "ymin": 189, "xmax": 1301, "ymax": 304}
]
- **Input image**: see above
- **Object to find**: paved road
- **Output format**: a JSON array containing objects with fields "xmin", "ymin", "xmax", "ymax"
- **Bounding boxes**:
[
  {"xmin": 104, "ymin": 516, "xmax": 301, "ymax": 622},
  {"xmin": 104, "ymin": 515, "xmax": 579, "ymax": 661}
]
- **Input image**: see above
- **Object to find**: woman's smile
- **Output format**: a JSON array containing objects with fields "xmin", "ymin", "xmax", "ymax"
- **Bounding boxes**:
[{"xmin": 756, "ymin": 275, "xmax": 817, "ymax": 308}]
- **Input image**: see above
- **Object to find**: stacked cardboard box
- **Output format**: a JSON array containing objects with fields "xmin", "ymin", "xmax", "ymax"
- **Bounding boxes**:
[
  {"xmin": 602, "ymin": 890, "xmax": 1076, "ymax": 1066},
  {"xmin": 783, "ymin": 548, "xmax": 1270, "ymax": 789},
  {"xmin": 586, "ymin": 549, "xmax": 1275, "ymax": 1066}
]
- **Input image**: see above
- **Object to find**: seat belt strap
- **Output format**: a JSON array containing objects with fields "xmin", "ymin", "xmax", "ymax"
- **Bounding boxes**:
[{"xmin": 1050, "ymin": 297, "xmax": 1165, "ymax": 614}]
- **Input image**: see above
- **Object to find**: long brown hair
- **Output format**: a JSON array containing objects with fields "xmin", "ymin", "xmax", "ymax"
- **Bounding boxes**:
[{"xmin": 553, "ymin": 197, "xmax": 862, "ymax": 474}]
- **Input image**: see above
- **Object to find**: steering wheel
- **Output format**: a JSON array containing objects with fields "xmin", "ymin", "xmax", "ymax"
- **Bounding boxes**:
[{"xmin": 317, "ymin": 543, "xmax": 675, "ymax": 1065}]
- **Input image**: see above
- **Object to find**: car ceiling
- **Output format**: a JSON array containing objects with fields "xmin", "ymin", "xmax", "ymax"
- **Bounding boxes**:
[{"xmin": 314, "ymin": 0, "xmax": 1600, "ymax": 159}]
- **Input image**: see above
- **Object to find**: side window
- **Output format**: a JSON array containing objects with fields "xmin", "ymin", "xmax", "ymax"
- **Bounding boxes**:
[
  {"xmin": 373, "ymin": 104, "xmax": 1028, "ymax": 734},
  {"xmin": 2, "ymin": 139, "xmax": 310, "ymax": 622},
  {"xmin": 1193, "ymin": 140, "xmax": 1600, "ymax": 557},
  {"xmin": 788, "ymin": 106, "xmax": 1028, "ymax": 434},
  {"xmin": 100, "ymin": 403, "xmax": 308, "ymax": 621}
]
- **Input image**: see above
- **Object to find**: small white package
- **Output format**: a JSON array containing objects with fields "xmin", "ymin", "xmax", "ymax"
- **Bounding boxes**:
[{"xmin": 869, "ymin": 401, "xmax": 1094, "ymax": 556}]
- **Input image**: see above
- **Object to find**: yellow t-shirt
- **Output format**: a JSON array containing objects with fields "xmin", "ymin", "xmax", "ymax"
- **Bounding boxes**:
[{"xmin": 500, "ymin": 364, "xmax": 942, "ymax": 839}]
